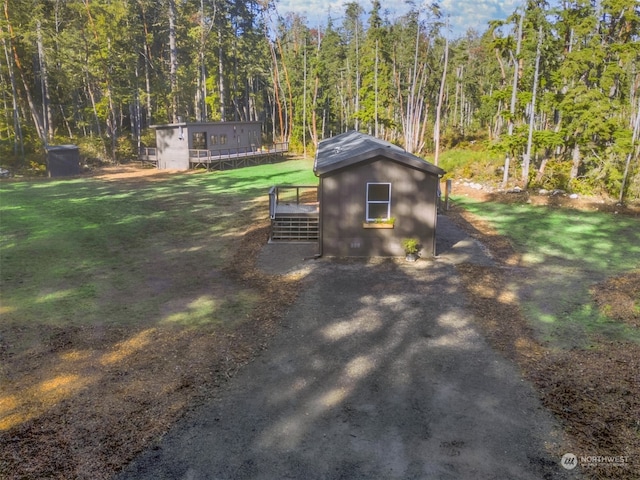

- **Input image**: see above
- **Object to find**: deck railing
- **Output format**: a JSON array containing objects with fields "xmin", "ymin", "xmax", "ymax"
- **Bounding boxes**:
[
  {"xmin": 188, "ymin": 142, "xmax": 289, "ymax": 170},
  {"xmin": 269, "ymin": 185, "xmax": 319, "ymax": 242},
  {"xmin": 139, "ymin": 147, "xmax": 157, "ymax": 166},
  {"xmin": 269, "ymin": 185, "xmax": 318, "ymax": 219}
]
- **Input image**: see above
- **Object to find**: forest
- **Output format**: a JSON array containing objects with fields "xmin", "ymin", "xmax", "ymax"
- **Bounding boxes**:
[{"xmin": 1, "ymin": 0, "xmax": 639, "ymax": 200}]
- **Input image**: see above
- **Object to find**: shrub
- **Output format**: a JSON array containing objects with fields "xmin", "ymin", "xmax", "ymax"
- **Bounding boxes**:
[
  {"xmin": 115, "ymin": 136, "xmax": 137, "ymax": 163},
  {"xmin": 401, "ymin": 238, "xmax": 420, "ymax": 254},
  {"xmin": 76, "ymin": 136, "xmax": 107, "ymax": 165},
  {"xmin": 139, "ymin": 129, "xmax": 156, "ymax": 148}
]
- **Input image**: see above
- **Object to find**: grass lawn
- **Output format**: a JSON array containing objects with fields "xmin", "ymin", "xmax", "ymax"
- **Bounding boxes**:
[
  {"xmin": 453, "ymin": 196, "xmax": 640, "ymax": 346},
  {"xmin": 1, "ymin": 158, "xmax": 317, "ymax": 332},
  {"xmin": 2, "ymin": 162, "xmax": 638, "ymax": 479},
  {"xmin": 450, "ymin": 194, "xmax": 640, "ymax": 479},
  {"xmin": 0, "ymin": 158, "xmax": 317, "ymax": 478}
]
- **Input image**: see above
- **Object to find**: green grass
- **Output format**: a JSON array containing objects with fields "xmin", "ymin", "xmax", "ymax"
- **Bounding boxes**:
[
  {"xmin": 0, "ymin": 159, "xmax": 317, "ymax": 343},
  {"xmin": 425, "ymin": 149, "xmax": 504, "ymax": 181},
  {"xmin": 454, "ymin": 196, "xmax": 640, "ymax": 272},
  {"xmin": 453, "ymin": 196, "xmax": 640, "ymax": 346}
]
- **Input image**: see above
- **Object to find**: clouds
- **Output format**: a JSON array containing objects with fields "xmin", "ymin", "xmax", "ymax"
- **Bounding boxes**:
[
  {"xmin": 275, "ymin": 0, "xmax": 343, "ymax": 25},
  {"xmin": 440, "ymin": 0, "xmax": 521, "ymax": 35},
  {"xmin": 275, "ymin": 0, "xmax": 521, "ymax": 36}
]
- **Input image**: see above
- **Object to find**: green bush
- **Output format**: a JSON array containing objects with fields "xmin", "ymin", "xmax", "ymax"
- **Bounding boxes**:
[
  {"xmin": 115, "ymin": 136, "xmax": 137, "ymax": 163},
  {"xmin": 529, "ymin": 159, "xmax": 572, "ymax": 191},
  {"xmin": 140, "ymin": 129, "xmax": 156, "ymax": 148},
  {"xmin": 76, "ymin": 136, "xmax": 107, "ymax": 165},
  {"xmin": 434, "ymin": 148, "xmax": 504, "ymax": 183}
]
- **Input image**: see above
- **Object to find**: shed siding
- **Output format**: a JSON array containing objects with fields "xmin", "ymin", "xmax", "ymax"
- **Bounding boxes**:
[
  {"xmin": 156, "ymin": 126, "xmax": 189, "ymax": 169},
  {"xmin": 186, "ymin": 122, "xmax": 261, "ymax": 152},
  {"xmin": 320, "ymin": 156, "xmax": 439, "ymax": 257}
]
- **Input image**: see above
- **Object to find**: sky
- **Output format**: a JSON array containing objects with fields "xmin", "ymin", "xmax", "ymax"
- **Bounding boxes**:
[{"xmin": 276, "ymin": 0, "xmax": 523, "ymax": 38}]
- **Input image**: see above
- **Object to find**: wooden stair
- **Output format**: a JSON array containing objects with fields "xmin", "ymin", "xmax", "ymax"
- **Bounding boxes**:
[{"xmin": 270, "ymin": 215, "xmax": 319, "ymax": 242}]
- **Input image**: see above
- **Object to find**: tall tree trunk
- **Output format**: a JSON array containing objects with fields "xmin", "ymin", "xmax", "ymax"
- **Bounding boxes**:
[
  {"xmin": 195, "ymin": 0, "xmax": 210, "ymax": 122},
  {"xmin": 133, "ymin": 64, "xmax": 141, "ymax": 153},
  {"xmin": 619, "ymin": 95, "xmax": 640, "ymax": 203},
  {"xmin": 401, "ymin": 23, "xmax": 429, "ymax": 154},
  {"xmin": 268, "ymin": 41, "xmax": 284, "ymax": 142},
  {"xmin": 36, "ymin": 21, "xmax": 53, "ymax": 144},
  {"xmin": 218, "ymin": 26, "xmax": 226, "ymax": 120},
  {"xmin": 168, "ymin": 0, "xmax": 178, "ymax": 123},
  {"xmin": 310, "ymin": 74, "xmax": 319, "ymax": 147},
  {"xmin": 570, "ymin": 143, "xmax": 581, "ymax": 179},
  {"xmin": 522, "ymin": 26, "xmax": 543, "ymax": 188},
  {"xmin": 60, "ymin": 105, "xmax": 73, "ymax": 138},
  {"xmin": 139, "ymin": 1, "xmax": 153, "ymax": 126},
  {"xmin": 274, "ymin": 34, "xmax": 294, "ymax": 141},
  {"xmin": 17, "ymin": 68, "xmax": 45, "ymax": 142},
  {"xmin": 85, "ymin": 73, "xmax": 102, "ymax": 139},
  {"xmin": 502, "ymin": 12, "xmax": 524, "ymax": 188},
  {"xmin": 535, "ymin": 155, "xmax": 549, "ymax": 184},
  {"xmin": 434, "ymin": 37, "xmax": 448, "ymax": 166},
  {"xmin": 354, "ymin": 21, "xmax": 360, "ymax": 131},
  {"xmin": 1, "ymin": 25, "xmax": 24, "ymax": 160},
  {"xmin": 4, "ymin": 5, "xmax": 45, "ymax": 143},
  {"xmin": 303, "ymin": 41, "xmax": 307, "ymax": 156},
  {"xmin": 374, "ymin": 39, "xmax": 379, "ymax": 137}
]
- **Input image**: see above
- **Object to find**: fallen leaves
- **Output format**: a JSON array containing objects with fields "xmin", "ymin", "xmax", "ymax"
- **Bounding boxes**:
[{"xmin": 591, "ymin": 271, "xmax": 640, "ymax": 328}]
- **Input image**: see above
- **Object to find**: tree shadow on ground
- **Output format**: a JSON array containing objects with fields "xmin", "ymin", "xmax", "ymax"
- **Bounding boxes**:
[
  {"xmin": 0, "ymin": 165, "xmax": 312, "ymax": 479},
  {"xmin": 120, "ymin": 257, "xmax": 570, "ymax": 480}
]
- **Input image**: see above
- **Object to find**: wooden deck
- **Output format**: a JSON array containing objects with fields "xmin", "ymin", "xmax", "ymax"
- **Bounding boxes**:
[
  {"xmin": 139, "ymin": 147, "xmax": 158, "ymax": 167},
  {"xmin": 138, "ymin": 143, "xmax": 289, "ymax": 170},
  {"xmin": 269, "ymin": 185, "xmax": 319, "ymax": 242},
  {"xmin": 274, "ymin": 203, "xmax": 319, "ymax": 215},
  {"xmin": 189, "ymin": 143, "xmax": 289, "ymax": 170}
]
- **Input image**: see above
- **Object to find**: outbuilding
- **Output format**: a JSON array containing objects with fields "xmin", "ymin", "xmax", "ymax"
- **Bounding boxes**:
[
  {"xmin": 45, "ymin": 145, "xmax": 81, "ymax": 177},
  {"xmin": 150, "ymin": 121, "xmax": 262, "ymax": 170},
  {"xmin": 314, "ymin": 131, "xmax": 445, "ymax": 257}
]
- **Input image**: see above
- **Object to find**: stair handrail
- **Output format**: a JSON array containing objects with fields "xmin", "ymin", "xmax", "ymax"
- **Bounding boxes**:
[{"xmin": 268, "ymin": 185, "xmax": 318, "ymax": 220}]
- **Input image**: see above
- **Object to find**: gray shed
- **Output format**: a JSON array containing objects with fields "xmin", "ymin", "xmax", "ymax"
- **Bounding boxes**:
[
  {"xmin": 46, "ymin": 145, "xmax": 81, "ymax": 177},
  {"xmin": 314, "ymin": 131, "xmax": 445, "ymax": 257}
]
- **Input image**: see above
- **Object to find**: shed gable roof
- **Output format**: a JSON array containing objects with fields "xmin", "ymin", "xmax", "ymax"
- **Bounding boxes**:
[{"xmin": 314, "ymin": 131, "xmax": 445, "ymax": 177}]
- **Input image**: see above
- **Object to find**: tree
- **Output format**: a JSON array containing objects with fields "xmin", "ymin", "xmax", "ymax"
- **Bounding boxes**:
[
  {"xmin": 433, "ymin": 34, "xmax": 448, "ymax": 166},
  {"xmin": 522, "ymin": 25, "xmax": 543, "ymax": 186},
  {"xmin": 343, "ymin": 2, "xmax": 364, "ymax": 131},
  {"xmin": 357, "ymin": 0, "xmax": 392, "ymax": 137}
]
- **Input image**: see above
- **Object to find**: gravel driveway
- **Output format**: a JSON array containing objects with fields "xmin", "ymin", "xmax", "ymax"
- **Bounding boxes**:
[{"xmin": 118, "ymin": 217, "xmax": 576, "ymax": 480}]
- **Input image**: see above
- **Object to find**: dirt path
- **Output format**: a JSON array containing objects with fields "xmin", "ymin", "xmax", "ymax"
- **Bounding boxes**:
[{"xmin": 118, "ymin": 217, "xmax": 575, "ymax": 480}]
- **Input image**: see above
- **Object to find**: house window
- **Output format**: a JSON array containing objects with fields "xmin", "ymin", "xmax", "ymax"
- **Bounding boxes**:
[
  {"xmin": 210, "ymin": 134, "xmax": 218, "ymax": 145},
  {"xmin": 192, "ymin": 132, "xmax": 207, "ymax": 150},
  {"xmin": 366, "ymin": 183, "xmax": 391, "ymax": 221},
  {"xmin": 220, "ymin": 134, "xmax": 227, "ymax": 145}
]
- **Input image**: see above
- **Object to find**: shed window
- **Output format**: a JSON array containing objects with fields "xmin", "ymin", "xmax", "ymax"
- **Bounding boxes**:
[
  {"xmin": 192, "ymin": 132, "xmax": 207, "ymax": 150},
  {"xmin": 366, "ymin": 183, "xmax": 391, "ymax": 221}
]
